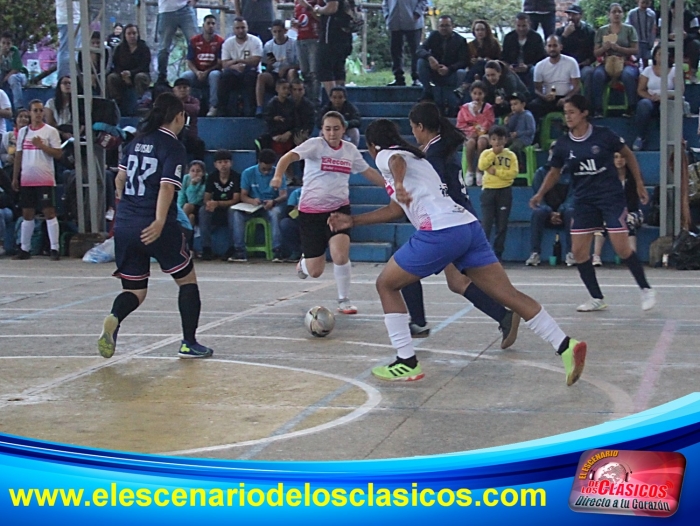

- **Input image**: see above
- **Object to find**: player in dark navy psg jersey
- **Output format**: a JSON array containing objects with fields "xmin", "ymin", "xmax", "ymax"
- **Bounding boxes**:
[
  {"xmin": 531, "ymin": 94, "xmax": 655, "ymax": 313},
  {"xmin": 98, "ymin": 93, "xmax": 214, "ymax": 359}
]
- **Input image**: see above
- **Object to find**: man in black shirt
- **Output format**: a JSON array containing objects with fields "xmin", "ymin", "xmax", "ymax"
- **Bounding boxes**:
[
  {"xmin": 556, "ymin": 5, "xmax": 596, "ymax": 100},
  {"xmin": 502, "ymin": 13, "xmax": 546, "ymax": 93}
]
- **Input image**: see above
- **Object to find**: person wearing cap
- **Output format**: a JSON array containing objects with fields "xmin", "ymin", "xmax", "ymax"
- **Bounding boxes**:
[
  {"xmin": 556, "ymin": 5, "xmax": 595, "ymax": 101},
  {"xmin": 183, "ymin": 14, "xmax": 224, "ymax": 117},
  {"xmin": 172, "ymin": 77, "xmax": 205, "ymax": 161},
  {"xmin": 505, "ymin": 92, "xmax": 535, "ymax": 163}
]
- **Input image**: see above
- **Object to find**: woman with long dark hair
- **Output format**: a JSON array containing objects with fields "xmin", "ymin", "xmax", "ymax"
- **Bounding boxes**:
[
  {"xmin": 482, "ymin": 60, "xmax": 529, "ymax": 117},
  {"xmin": 98, "ymin": 93, "xmax": 214, "ymax": 360},
  {"xmin": 44, "ymin": 76, "xmax": 73, "ymax": 141},
  {"xmin": 107, "ymin": 24, "xmax": 151, "ymax": 106},
  {"xmin": 329, "ymin": 119, "xmax": 586, "ymax": 385},
  {"xmin": 455, "ymin": 20, "xmax": 502, "ymax": 98}
]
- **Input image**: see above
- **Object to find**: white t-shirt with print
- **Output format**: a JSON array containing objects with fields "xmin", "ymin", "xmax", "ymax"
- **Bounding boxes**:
[
  {"xmin": 375, "ymin": 149, "xmax": 476, "ymax": 231},
  {"xmin": 0, "ymin": 89, "xmax": 11, "ymax": 135},
  {"xmin": 17, "ymin": 124, "xmax": 61, "ymax": 187},
  {"xmin": 533, "ymin": 54, "xmax": 581, "ymax": 96},
  {"xmin": 294, "ymin": 137, "xmax": 369, "ymax": 214},
  {"xmin": 221, "ymin": 35, "xmax": 264, "ymax": 62}
]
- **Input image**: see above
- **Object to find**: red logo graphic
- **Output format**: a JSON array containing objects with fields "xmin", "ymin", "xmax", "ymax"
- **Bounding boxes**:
[{"xmin": 320, "ymin": 157, "xmax": 352, "ymax": 175}]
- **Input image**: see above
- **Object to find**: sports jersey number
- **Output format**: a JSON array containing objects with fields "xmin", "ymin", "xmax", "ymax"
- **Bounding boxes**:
[{"xmin": 124, "ymin": 155, "xmax": 158, "ymax": 196}]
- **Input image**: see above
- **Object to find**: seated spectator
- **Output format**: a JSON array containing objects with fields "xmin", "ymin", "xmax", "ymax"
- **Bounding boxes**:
[
  {"xmin": 199, "ymin": 150, "xmax": 241, "ymax": 261},
  {"xmin": 556, "ymin": 5, "xmax": 596, "ymax": 101},
  {"xmin": 292, "ymin": 0, "xmax": 321, "ymax": 104},
  {"xmin": 592, "ymin": 4, "xmax": 639, "ymax": 116},
  {"xmin": 0, "ymin": 87, "xmax": 12, "ymax": 136},
  {"xmin": 505, "ymin": 92, "xmax": 536, "ymax": 164},
  {"xmin": 416, "ymin": 15, "xmax": 469, "ymax": 116},
  {"xmin": 455, "ymin": 20, "xmax": 501, "ymax": 99},
  {"xmin": 107, "ymin": 24, "xmax": 152, "ymax": 111},
  {"xmin": 78, "ymin": 31, "xmax": 110, "ymax": 95},
  {"xmin": 633, "ymin": 45, "xmax": 679, "ymax": 151},
  {"xmin": 526, "ymin": 145, "xmax": 574, "ymax": 267},
  {"xmin": 0, "ymin": 32, "xmax": 27, "ymax": 110},
  {"xmin": 44, "ymin": 76, "xmax": 74, "ymax": 141},
  {"xmin": 529, "ymin": 35, "xmax": 581, "ymax": 121},
  {"xmin": 0, "ymin": 165, "xmax": 17, "ymax": 256},
  {"xmin": 107, "ymin": 23, "xmax": 123, "ymax": 49},
  {"xmin": 664, "ymin": 1, "xmax": 700, "ymax": 83},
  {"xmin": 280, "ymin": 186, "xmax": 302, "ymax": 261},
  {"xmin": 255, "ymin": 19, "xmax": 299, "ymax": 116},
  {"xmin": 178, "ymin": 160, "xmax": 207, "ymax": 228},
  {"xmin": 317, "ymin": 86, "xmax": 361, "ymax": 146},
  {"xmin": 627, "ymin": 0, "xmax": 656, "ymax": 68},
  {"xmin": 218, "ymin": 17, "xmax": 262, "ymax": 117},
  {"xmin": 172, "ymin": 77, "xmax": 206, "ymax": 161},
  {"xmin": 482, "ymin": 60, "xmax": 530, "ymax": 118},
  {"xmin": 261, "ymin": 78, "xmax": 296, "ymax": 157},
  {"xmin": 290, "ymin": 79, "xmax": 315, "ymax": 146},
  {"xmin": 501, "ymin": 13, "xmax": 546, "ymax": 93},
  {"xmin": 457, "ymin": 81, "xmax": 494, "ymax": 187},
  {"xmin": 0, "ymin": 109, "xmax": 29, "ymax": 174},
  {"xmin": 233, "ymin": 149, "xmax": 288, "ymax": 262},
  {"xmin": 182, "ymin": 14, "xmax": 224, "ymax": 117}
]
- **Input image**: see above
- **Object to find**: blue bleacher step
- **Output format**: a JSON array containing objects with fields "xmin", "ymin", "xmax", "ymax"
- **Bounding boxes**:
[
  {"xmin": 346, "ymin": 86, "xmax": 422, "ymax": 103},
  {"xmin": 349, "ymin": 242, "xmax": 393, "ymax": 262},
  {"xmin": 350, "ymin": 186, "xmax": 390, "ymax": 205},
  {"xmin": 354, "ymin": 102, "xmax": 414, "ymax": 118},
  {"xmin": 359, "ymin": 117, "xmax": 411, "ymax": 134}
]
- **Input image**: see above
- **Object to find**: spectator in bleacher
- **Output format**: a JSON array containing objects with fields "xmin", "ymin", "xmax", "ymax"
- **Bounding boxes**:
[
  {"xmin": 556, "ymin": 5, "xmax": 596, "ymax": 101},
  {"xmin": 455, "ymin": 20, "xmax": 501, "ymax": 100},
  {"xmin": 383, "ymin": 0, "xmax": 427, "ymax": 87},
  {"xmin": 255, "ymin": 19, "xmax": 300, "ymax": 117},
  {"xmin": 501, "ymin": 13, "xmax": 546, "ymax": 93},
  {"xmin": 55, "ymin": 1, "xmax": 81, "ymax": 79},
  {"xmin": 235, "ymin": 0, "xmax": 275, "ymax": 44},
  {"xmin": 77, "ymin": 32, "xmax": 110, "ymax": 96},
  {"xmin": 664, "ymin": 1, "xmax": 700, "ymax": 83},
  {"xmin": 156, "ymin": 0, "xmax": 199, "ymax": 84},
  {"xmin": 526, "ymin": 143, "xmax": 575, "ymax": 267},
  {"xmin": 416, "ymin": 15, "xmax": 469, "ymax": 115},
  {"xmin": 529, "ymin": 35, "xmax": 581, "ymax": 121},
  {"xmin": 178, "ymin": 160, "xmax": 207, "ymax": 228},
  {"xmin": 0, "ymin": 165, "xmax": 17, "ymax": 256},
  {"xmin": 107, "ymin": 24, "xmax": 152, "ymax": 109},
  {"xmin": 234, "ymin": 148, "xmax": 288, "ymax": 262},
  {"xmin": 293, "ymin": 0, "xmax": 321, "ymax": 104},
  {"xmin": 0, "ymin": 32, "xmax": 27, "ymax": 111},
  {"xmin": 505, "ymin": 92, "xmax": 535, "ymax": 164},
  {"xmin": 627, "ymin": 0, "xmax": 657, "ymax": 68},
  {"xmin": 218, "ymin": 17, "xmax": 263, "ymax": 117},
  {"xmin": 592, "ymin": 4, "xmax": 639, "ymax": 117},
  {"xmin": 172, "ymin": 78, "xmax": 206, "ymax": 161},
  {"xmin": 290, "ymin": 79, "xmax": 315, "ymax": 146},
  {"xmin": 280, "ymin": 186, "xmax": 302, "ymax": 261},
  {"xmin": 0, "ymin": 88, "xmax": 12, "ymax": 136},
  {"xmin": 457, "ymin": 81, "xmax": 495, "ymax": 187},
  {"xmin": 315, "ymin": 0, "xmax": 355, "ymax": 97},
  {"xmin": 522, "ymin": 0, "xmax": 556, "ymax": 39},
  {"xmin": 262, "ymin": 78, "xmax": 296, "ymax": 157},
  {"xmin": 107, "ymin": 23, "xmax": 123, "ymax": 49},
  {"xmin": 317, "ymin": 86, "xmax": 361, "ymax": 147},
  {"xmin": 44, "ymin": 76, "xmax": 74, "ymax": 142},
  {"xmin": 483, "ymin": 60, "xmax": 530, "ymax": 118},
  {"xmin": 183, "ymin": 14, "xmax": 224, "ymax": 117},
  {"xmin": 478, "ymin": 125, "xmax": 519, "ymax": 260},
  {"xmin": 0, "ymin": 110, "xmax": 29, "ymax": 176},
  {"xmin": 199, "ymin": 149, "xmax": 241, "ymax": 261},
  {"xmin": 633, "ymin": 45, "xmax": 679, "ymax": 151}
]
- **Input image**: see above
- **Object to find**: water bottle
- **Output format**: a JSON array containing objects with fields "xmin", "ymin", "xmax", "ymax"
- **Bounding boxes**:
[{"xmin": 553, "ymin": 234, "xmax": 562, "ymax": 265}]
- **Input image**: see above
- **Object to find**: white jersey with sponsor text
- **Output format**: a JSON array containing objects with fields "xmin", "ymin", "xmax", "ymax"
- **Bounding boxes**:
[
  {"xmin": 294, "ymin": 137, "xmax": 369, "ymax": 214},
  {"xmin": 375, "ymin": 148, "xmax": 476, "ymax": 231}
]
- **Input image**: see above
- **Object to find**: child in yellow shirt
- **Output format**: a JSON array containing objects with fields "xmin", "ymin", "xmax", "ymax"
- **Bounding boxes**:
[{"xmin": 478, "ymin": 125, "xmax": 519, "ymax": 260}]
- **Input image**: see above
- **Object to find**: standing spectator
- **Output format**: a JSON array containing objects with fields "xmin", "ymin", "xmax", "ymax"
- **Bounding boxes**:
[
  {"xmin": 107, "ymin": 24, "xmax": 152, "ymax": 109},
  {"xmin": 522, "ymin": 0, "xmax": 556, "ymax": 39},
  {"xmin": 529, "ymin": 35, "xmax": 581, "ymax": 120},
  {"xmin": 555, "ymin": 5, "xmax": 596, "ymax": 101},
  {"xmin": 416, "ymin": 15, "xmax": 469, "ymax": 115},
  {"xmin": 178, "ymin": 160, "xmax": 207, "ymax": 228},
  {"xmin": 457, "ymin": 81, "xmax": 494, "ymax": 186},
  {"xmin": 0, "ymin": 88, "xmax": 12, "ymax": 136},
  {"xmin": 505, "ymin": 92, "xmax": 536, "ymax": 163},
  {"xmin": 482, "ymin": 60, "xmax": 530, "ymax": 118},
  {"xmin": 290, "ymin": 79, "xmax": 315, "ymax": 145},
  {"xmin": 183, "ymin": 14, "xmax": 225, "ymax": 117},
  {"xmin": 382, "ymin": 0, "xmax": 427, "ymax": 87},
  {"xmin": 627, "ymin": 0, "xmax": 657, "ymax": 68},
  {"xmin": 317, "ymin": 86, "xmax": 362, "ymax": 146},
  {"xmin": 455, "ymin": 20, "xmax": 501, "ymax": 98},
  {"xmin": 107, "ymin": 23, "xmax": 124, "ymax": 49},
  {"xmin": 234, "ymin": 149, "xmax": 288, "ymax": 262},
  {"xmin": 293, "ymin": 0, "xmax": 321, "ymax": 104},
  {"xmin": 0, "ymin": 33, "xmax": 27, "ymax": 111},
  {"xmin": 55, "ymin": 1, "xmax": 81, "ymax": 79},
  {"xmin": 255, "ymin": 20, "xmax": 299, "ymax": 116},
  {"xmin": 315, "ymin": 0, "xmax": 356, "ymax": 97},
  {"xmin": 218, "ymin": 17, "xmax": 263, "ymax": 117},
  {"xmin": 502, "ymin": 13, "xmax": 546, "ymax": 93},
  {"xmin": 664, "ymin": 1, "xmax": 700, "ymax": 83},
  {"xmin": 156, "ymin": 0, "xmax": 199, "ymax": 84},
  {"xmin": 11, "ymin": 100, "xmax": 63, "ymax": 260},
  {"xmin": 280, "ymin": 186, "xmax": 302, "ymax": 261},
  {"xmin": 172, "ymin": 78, "xmax": 206, "ymax": 161},
  {"xmin": 262, "ymin": 79, "xmax": 297, "ymax": 157},
  {"xmin": 44, "ymin": 76, "xmax": 74, "ymax": 142},
  {"xmin": 235, "ymin": 0, "xmax": 275, "ymax": 44}
]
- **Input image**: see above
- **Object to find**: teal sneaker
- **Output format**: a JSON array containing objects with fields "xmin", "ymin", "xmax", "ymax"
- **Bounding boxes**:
[
  {"xmin": 561, "ymin": 339, "xmax": 587, "ymax": 386},
  {"xmin": 97, "ymin": 314, "xmax": 119, "ymax": 359},
  {"xmin": 178, "ymin": 340, "xmax": 214, "ymax": 359},
  {"xmin": 372, "ymin": 359, "xmax": 424, "ymax": 382}
]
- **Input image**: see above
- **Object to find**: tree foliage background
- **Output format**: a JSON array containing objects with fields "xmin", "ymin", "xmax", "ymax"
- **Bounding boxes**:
[
  {"xmin": 0, "ymin": 0, "xmax": 57, "ymax": 50},
  {"xmin": 581, "ymin": 0, "xmax": 700, "ymax": 28},
  {"xmin": 433, "ymin": 0, "xmax": 523, "ymax": 38}
]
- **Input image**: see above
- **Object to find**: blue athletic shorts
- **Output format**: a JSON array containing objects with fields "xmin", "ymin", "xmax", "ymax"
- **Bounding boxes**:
[
  {"xmin": 393, "ymin": 222, "xmax": 498, "ymax": 278},
  {"xmin": 571, "ymin": 195, "xmax": 628, "ymax": 235}
]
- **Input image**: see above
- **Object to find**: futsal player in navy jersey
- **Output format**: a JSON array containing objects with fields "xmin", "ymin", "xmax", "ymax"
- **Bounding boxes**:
[
  {"xmin": 530, "ymin": 94, "xmax": 655, "ymax": 312},
  {"xmin": 98, "ymin": 93, "xmax": 214, "ymax": 359}
]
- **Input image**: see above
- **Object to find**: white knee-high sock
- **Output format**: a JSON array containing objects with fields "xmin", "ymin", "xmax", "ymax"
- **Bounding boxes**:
[
  {"xmin": 384, "ymin": 313, "xmax": 415, "ymax": 359},
  {"xmin": 300, "ymin": 258, "xmax": 312, "ymax": 277},
  {"xmin": 46, "ymin": 218, "xmax": 60, "ymax": 250},
  {"xmin": 21, "ymin": 220, "xmax": 34, "ymax": 252},
  {"xmin": 524, "ymin": 307, "xmax": 567, "ymax": 351},
  {"xmin": 334, "ymin": 261, "xmax": 352, "ymax": 300}
]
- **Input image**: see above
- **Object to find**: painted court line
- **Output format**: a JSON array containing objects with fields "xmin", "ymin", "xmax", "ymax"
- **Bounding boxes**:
[{"xmin": 634, "ymin": 320, "xmax": 677, "ymax": 413}]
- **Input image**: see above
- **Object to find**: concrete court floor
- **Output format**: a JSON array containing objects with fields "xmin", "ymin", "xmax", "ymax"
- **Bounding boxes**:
[{"xmin": 0, "ymin": 257, "xmax": 698, "ymax": 462}]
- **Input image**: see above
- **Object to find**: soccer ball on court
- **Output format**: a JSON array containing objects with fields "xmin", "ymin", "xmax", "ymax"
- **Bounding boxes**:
[{"xmin": 304, "ymin": 306, "xmax": 335, "ymax": 337}]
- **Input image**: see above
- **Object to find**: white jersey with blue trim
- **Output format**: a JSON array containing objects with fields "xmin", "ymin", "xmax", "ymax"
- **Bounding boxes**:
[{"xmin": 375, "ymin": 148, "xmax": 476, "ymax": 231}]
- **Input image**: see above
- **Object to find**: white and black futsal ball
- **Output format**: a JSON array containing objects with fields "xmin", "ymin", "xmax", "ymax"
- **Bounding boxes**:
[{"xmin": 304, "ymin": 306, "xmax": 335, "ymax": 337}]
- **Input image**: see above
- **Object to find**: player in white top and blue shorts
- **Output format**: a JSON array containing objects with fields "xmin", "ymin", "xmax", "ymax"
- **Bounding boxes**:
[{"xmin": 329, "ymin": 119, "xmax": 587, "ymax": 386}]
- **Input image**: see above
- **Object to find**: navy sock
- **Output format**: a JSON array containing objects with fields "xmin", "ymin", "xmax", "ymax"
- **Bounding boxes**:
[
  {"xmin": 179, "ymin": 283, "xmax": 201, "ymax": 343},
  {"xmin": 111, "ymin": 292, "xmax": 140, "ymax": 323},
  {"xmin": 622, "ymin": 251, "xmax": 650, "ymax": 290},
  {"xmin": 557, "ymin": 336, "xmax": 571, "ymax": 355},
  {"xmin": 577, "ymin": 258, "xmax": 604, "ymax": 299},
  {"xmin": 464, "ymin": 283, "xmax": 507, "ymax": 323},
  {"xmin": 401, "ymin": 281, "xmax": 426, "ymax": 326}
]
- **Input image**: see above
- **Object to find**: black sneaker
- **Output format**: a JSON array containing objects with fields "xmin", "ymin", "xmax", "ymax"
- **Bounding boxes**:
[
  {"xmin": 387, "ymin": 79, "xmax": 406, "ymax": 87},
  {"xmin": 50, "ymin": 249, "xmax": 60, "ymax": 261},
  {"xmin": 228, "ymin": 250, "xmax": 247, "ymax": 262},
  {"xmin": 409, "ymin": 322, "xmax": 430, "ymax": 338},
  {"xmin": 285, "ymin": 251, "xmax": 301, "ymax": 263},
  {"xmin": 178, "ymin": 340, "xmax": 214, "ymax": 359},
  {"xmin": 272, "ymin": 249, "xmax": 283, "ymax": 262},
  {"xmin": 499, "ymin": 310, "xmax": 521, "ymax": 349},
  {"xmin": 202, "ymin": 247, "xmax": 213, "ymax": 261},
  {"xmin": 411, "ymin": 79, "xmax": 422, "ymax": 87},
  {"xmin": 222, "ymin": 248, "xmax": 236, "ymax": 262},
  {"xmin": 12, "ymin": 249, "xmax": 30, "ymax": 260}
]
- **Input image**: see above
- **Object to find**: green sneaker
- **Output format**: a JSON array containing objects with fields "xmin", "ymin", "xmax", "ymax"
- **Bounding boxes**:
[
  {"xmin": 561, "ymin": 339, "xmax": 587, "ymax": 386},
  {"xmin": 98, "ymin": 314, "xmax": 119, "ymax": 359},
  {"xmin": 372, "ymin": 359, "xmax": 425, "ymax": 382}
]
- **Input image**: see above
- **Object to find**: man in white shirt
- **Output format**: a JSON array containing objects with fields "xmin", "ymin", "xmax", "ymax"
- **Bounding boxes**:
[
  {"xmin": 217, "ymin": 17, "xmax": 263, "ymax": 117},
  {"xmin": 529, "ymin": 35, "xmax": 581, "ymax": 120},
  {"xmin": 157, "ymin": 0, "xmax": 199, "ymax": 83},
  {"xmin": 0, "ymin": 88, "xmax": 12, "ymax": 135}
]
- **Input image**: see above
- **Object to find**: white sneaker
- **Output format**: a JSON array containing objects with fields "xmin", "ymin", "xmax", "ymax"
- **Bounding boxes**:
[
  {"xmin": 565, "ymin": 252, "xmax": 577, "ymax": 266},
  {"xmin": 641, "ymin": 288, "xmax": 656, "ymax": 311},
  {"xmin": 337, "ymin": 298, "xmax": 357, "ymax": 315},
  {"xmin": 296, "ymin": 259, "xmax": 308, "ymax": 279},
  {"xmin": 592, "ymin": 255, "xmax": 602, "ymax": 267},
  {"xmin": 525, "ymin": 252, "xmax": 540, "ymax": 266},
  {"xmin": 464, "ymin": 172, "xmax": 475, "ymax": 186},
  {"xmin": 206, "ymin": 107, "xmax": 218, "ymax": 117},
  {"xmin": 476, "ymin": 171, "xmax": 484, "ymax": 186},
  {"xmin": 577, "ymin": 298, "xmax": 608, "ymax": 312}
]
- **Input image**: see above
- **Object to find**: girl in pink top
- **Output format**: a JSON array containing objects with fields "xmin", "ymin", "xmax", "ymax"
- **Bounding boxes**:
[{"xmin": 456, "ymin": 81, "xmax": 495, "ymax": 186}]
